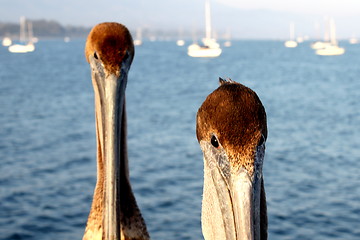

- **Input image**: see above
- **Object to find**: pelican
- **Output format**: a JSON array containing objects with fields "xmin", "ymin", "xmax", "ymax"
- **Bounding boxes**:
[
  {"xmin": 196, "ymin": 78, "xmax": 268, "ymax": 240},
  {"xmin": 83, "ymin": 22, "xmax": 149, "ymax": 240}
]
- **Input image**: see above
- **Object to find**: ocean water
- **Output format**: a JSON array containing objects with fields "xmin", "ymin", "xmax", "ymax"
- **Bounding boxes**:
[{"xmin": 0, "ymin": 40, "xmax": 359, "ymax": 240}]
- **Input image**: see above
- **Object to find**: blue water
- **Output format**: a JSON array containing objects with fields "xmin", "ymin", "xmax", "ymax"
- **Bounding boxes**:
[{"xmin": 0, "ymin": 40, "xmax": 359, "ymax": 240}]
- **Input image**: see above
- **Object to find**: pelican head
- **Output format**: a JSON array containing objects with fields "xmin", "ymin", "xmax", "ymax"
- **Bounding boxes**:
[
  {"xmin": 196, "ymin": 78, "xmax": 268, "ymax": 240},
  {"xmin": 83, "ymin": 22, "xmax": 148, "ymax": 240}
]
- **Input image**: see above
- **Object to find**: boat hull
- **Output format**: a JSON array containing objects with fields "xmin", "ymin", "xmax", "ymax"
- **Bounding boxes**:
[
  {"xmin": 187, "ymin": 42, "xmax": 222, "ymax": 58},
  {"xmin": 8, "ymin": 43, "xmax": 35, "ymax": 53},
  {"xmin": 316, "ymin": 45, "xmax": 345, "ymax": 56},
  {"xmin": 2, "ymin": 37, "xmax": 12, "ymax": 47},
  {"xmin": 284, "ymin": 40, "xmax": 298, "ymax": 48}
]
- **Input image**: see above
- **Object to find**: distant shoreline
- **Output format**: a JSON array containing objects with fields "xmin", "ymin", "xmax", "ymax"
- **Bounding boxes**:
[{"xmin": 0, "ymin": 19, "xmax": 92, "ymax": 39}]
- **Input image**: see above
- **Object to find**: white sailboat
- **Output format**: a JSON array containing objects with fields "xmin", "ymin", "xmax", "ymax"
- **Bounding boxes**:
[
  {"xmin": 311, "ymin": 41, "xmax": 331, "ymax": 50},
  {"xmin": 187, "ymin": 0, "xmax": 221, "ymax": 58},
  {"xmin": 133, "ymin": 28, "xmax": 142, "ymax": 46},
  {"xmin": 176, "ymin": 28, "xmax": 185, "ymax": 46},
  {"xmin": 223, "ymin": 27, "xmax": 232, "ymax": 47},
  {"xmin": 316, "ymin": 18, "xmax": 345, "ymax": 56},
  {"xmin": 349, "ymin": 33, "xmax": 358, "ymax": 44},
  {"xmin": 2, "ymin": 37, "xmax": 12, "ymax": 46},
  {"xmin": 311, "ymin": 21, "xmax": 331, "ymax": 50},
  {"xmin": 349, "ymin": 37, "xmax": 358, "ymax": 44},
  {"xmin": 176, "ymin": 39, "xmax": 185, "ymax": 46},
  {"xmin": 284, "ymin": 22, "xmax": 298, "ymax": 48},
  {"xmin": 8, "ymin": 17, "xmax": 35, "ymax": 53}
]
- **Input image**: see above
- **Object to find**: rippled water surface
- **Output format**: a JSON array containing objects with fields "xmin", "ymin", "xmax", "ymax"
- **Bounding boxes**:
[{"xmin": 0, "ymin": 40, "xmax": 359, "ymax": 240}]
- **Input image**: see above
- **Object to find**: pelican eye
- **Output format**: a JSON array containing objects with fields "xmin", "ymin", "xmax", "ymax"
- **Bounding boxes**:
[
  {"xmin": 94, "ymin": 52, "xmax": 99, "ymax": 59},
  {"xmin": 211, "ymin": 135, "xmax": 219, "ymax": 148}
]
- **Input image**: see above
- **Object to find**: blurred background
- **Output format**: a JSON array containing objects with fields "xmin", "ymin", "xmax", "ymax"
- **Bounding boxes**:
[{"xmin": 1, "ymin": 0, "xmax": 360, "ymax": 40}]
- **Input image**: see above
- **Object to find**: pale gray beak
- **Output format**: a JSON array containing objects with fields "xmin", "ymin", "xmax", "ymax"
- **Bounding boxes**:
[
  {"xmin": 200, "ymin": 140, "xmax": 266, "ymax": 240},
  {"xmin": 89, "ymin": 52, "xmax": 132, "ymax": 239}
]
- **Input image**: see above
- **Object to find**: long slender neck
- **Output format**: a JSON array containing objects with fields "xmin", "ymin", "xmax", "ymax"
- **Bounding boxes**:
[
  {"xmin": 83, "ymin": 100, "xmax": 106, "ymax": 240},
  {"xmin": 119, "ymin": 99, "xmax": 150, "ymax": 240},
  {"xmin": 83, "ymin": 98, "xmax": 149, "ymax": 240}
]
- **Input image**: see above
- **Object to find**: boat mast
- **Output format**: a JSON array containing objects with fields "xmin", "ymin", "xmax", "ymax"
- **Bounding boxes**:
[
  {"xmin": 323, "ymin": 17, "xmax": 330, "ymax": 42},
  {"xmin": 28, "ymin": 22, "xmax": 33, "ymax": 43},
  {"xmin": 290, "ymin": 22, "xmax": 295, "ymax": 40},
  {"xmin": 329, "ymin": 18, "xmax": 337, "ymax": 45},
  {"xmin": 205, "ymin": 0, "xmax": 211, "ymax": 39},
  {"xmin": 19, "ymin": 16, "xmax": 26, "ymax": 43}
]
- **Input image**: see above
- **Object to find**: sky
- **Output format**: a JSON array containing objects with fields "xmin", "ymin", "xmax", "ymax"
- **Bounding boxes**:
[
  {"xmin": 1, "ymin": 0, "xmax": 359, "ymax": 39},
  {"xmin": 220, "ymin": 0, "xmax": 360, "ymax": 16}
]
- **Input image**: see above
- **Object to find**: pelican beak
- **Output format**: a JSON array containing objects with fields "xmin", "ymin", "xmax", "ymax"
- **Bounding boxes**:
[
  {"xmin": 89, "ymin": 52, "xmax": 132, "ymax": 239},
  {"xmin": 200, "ymin": 141, "xmax": 266, "ymax": 240}
]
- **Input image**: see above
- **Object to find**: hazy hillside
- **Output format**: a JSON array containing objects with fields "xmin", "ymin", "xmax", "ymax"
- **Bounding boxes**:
[{"xmin": 0, "ymin": 19, "xmax": 92, "ymax": 39}]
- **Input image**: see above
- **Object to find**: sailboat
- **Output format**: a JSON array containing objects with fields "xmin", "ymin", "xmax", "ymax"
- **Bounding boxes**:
[
  {"xmin": 8, "ymin": 17, "xmax": 35, "ymax": 53},
  {"xmin": 284, "ymin": 22, "xmax": 298, "ymax": 48},
  {"xmin": 187, "ymin": 0, "xmax": 221, "ymax": 58},
  {"xmin": 176, "ymin": 39, "xmax": 185, "ymax": 46},
  {"xmin": 311, "ymin": 21, "xmax": 331, "ymax": 50},
  {"xmin": 176, "ymin": 27, "xmax": 185, "ymax": 46},
  {"xmin": 311, "ymin": 19, "xmax": 336, "ymax": 50},
  {"xmin": 315, "ymin": 18, "xmax": 345, "ymax": 56},
  {"xmin": 311, "ymin": 41, "xmax": 331, "ymax": 50},
  {"xmin": 349, "ymin": 37, "xmax": 358, "ymax": 44},
  {"xmin": 349, "ymin": 33, "xmax": 358, "ymax": 44},
  {"xmin": 133, "ymin": 27, "xmax": 142, "ymax": 46},
  {"xmin": 223, "ymin": 27, "xmax": 232, "ymax": 47},
  {"xmin": 2, "ymin": 37, "xmax": 12, "ymax": 46}
]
